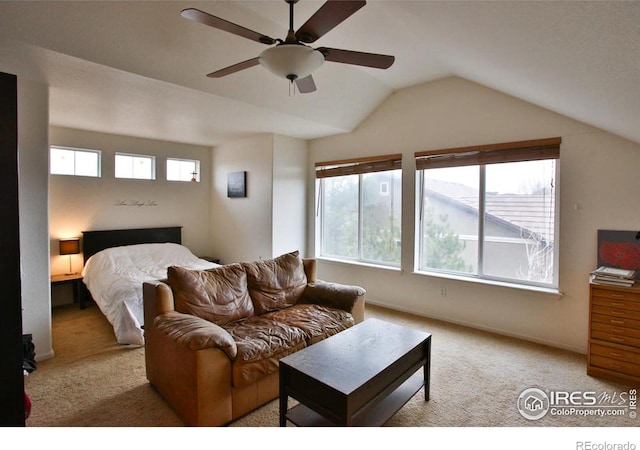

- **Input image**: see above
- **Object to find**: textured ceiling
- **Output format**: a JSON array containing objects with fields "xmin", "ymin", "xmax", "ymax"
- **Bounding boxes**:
[{"xmin": 1, "ymin": 1, "xmax": 639, "ymax": 147}]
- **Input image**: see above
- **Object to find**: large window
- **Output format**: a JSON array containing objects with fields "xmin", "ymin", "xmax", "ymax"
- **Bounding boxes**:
[
  {"xmin": 115, "ymin": 152, "xmax": 155, "ymax": 180},
  {"xmin": 167, "ymin": 158, "xmax": 200, "ymax": 182},
  {"xmin": 50, "ymin": 146, "xmax": 101, "ymax": 177},
  {"xmin": 415, "ymin": 138, "xmax": 560, "ymax": 289},
  {"xmin": 316, "ymin": 154, "xmax": 402, "ymax": 267}
]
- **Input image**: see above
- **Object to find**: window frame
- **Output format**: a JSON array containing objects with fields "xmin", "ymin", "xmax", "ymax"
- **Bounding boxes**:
[
  {"xmin": 315, "ymin": 154, "xmax": 402, "ymax": 268},
  {"xmin": 166, "ymin": 157, "xmax": 201, "ymax": 182},
  {"xmin": 414, "ymin": 138, "xmax": 561, "ymax": 290},
  {"xmin": 114, "ymin": 152, "xmax": 156, "ymax": 180},
  {"xmin": 49, "ymin": 145, "xmax": 101, "ymax": 177}
]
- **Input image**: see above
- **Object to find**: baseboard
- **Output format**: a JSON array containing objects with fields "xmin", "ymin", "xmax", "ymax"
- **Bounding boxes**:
[
  {"xmin": 365, "ymin": 298, "xmax": 586, "ymax": 355},
  {"xmin": 35, "ymin": 348, "xmax": 55, "ymax": 362}
]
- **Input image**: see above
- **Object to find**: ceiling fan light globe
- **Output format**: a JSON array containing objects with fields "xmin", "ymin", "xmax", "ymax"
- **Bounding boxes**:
[{"xmin": 259, "ymin": 44, "xmax": 324, "ymax": 81}]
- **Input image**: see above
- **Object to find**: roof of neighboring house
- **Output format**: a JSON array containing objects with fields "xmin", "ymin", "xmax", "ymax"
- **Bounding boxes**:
[{"xmin": 426, "ymin": 179, "xmax": 555, "ymax": 243}]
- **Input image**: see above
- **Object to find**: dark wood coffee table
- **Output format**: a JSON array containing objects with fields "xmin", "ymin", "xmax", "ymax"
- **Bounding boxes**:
[{"xmin": 279, "ymin": 318, "xmax": 431, "ymax": 426}]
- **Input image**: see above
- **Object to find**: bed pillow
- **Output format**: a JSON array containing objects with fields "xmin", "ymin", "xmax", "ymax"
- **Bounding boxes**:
[
  {"xmin": 242, "ymin": 251, "xmax": 307, "ymax": 315},
  {"xmin": 168, "ymin": 264, "xmax": 254, "ymax": 326}
]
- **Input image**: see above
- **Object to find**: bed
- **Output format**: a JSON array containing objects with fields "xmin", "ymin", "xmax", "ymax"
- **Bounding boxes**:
[{"xmin": 81, "ymin": 226, "xmax": 219, "ymax": 346}]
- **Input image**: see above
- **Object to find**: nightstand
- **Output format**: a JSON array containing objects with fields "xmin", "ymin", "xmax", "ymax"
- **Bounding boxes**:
[{"xmin": 51, "ymin": 273, "xmax": 87, "ymax": 309}]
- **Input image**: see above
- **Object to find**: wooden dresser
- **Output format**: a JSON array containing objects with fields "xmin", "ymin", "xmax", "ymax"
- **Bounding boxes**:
[{"xmin": 588, "ymin": 282, "xmax": 640, "ymax": 385}]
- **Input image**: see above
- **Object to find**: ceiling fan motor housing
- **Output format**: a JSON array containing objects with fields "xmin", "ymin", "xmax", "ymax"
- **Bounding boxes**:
[{"xmin": 259, "ymin": 44, "xmax": 325, "ymax": 81}]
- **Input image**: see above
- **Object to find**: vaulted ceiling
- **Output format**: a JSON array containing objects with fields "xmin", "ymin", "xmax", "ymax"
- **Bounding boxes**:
[{"xmin": 1, "ymin": 1, "xmax": 639, "ymax": 147}]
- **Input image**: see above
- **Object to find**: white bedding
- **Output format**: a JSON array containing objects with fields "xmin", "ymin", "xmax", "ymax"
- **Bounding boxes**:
[{"xmin": 82, "ymin": 242, "xmax": 219, "ymax": 346}]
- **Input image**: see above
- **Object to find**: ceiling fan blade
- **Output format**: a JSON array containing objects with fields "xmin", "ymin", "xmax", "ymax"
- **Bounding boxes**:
[
  {"xmin": 295, "ymin": 0, "xmax": 366, "ymax": 44},
  {"xmin": 181, "ymin": 8, "xmax": 276, "ymax": 45},
  {"xmin": 207, "ymin": 57, "xmax": 261, "ymax": 78},
  {"xmin": 317, "ymin": 47, "xmax": 395, "ymax": 69},
  {"xmin": 295, "ymin": 75, "xmax": 317, "ymax": 94}
]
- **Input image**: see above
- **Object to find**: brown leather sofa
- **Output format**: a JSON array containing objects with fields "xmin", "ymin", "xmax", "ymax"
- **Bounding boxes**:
[{"xmin": 143, "ymin": 251, "xmax": 365, "ymax": 426}]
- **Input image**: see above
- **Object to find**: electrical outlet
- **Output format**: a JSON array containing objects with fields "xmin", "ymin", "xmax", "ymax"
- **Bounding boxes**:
[{"xmin": 440, "ymin": 287, "xmax": 447, "ymax": 297}]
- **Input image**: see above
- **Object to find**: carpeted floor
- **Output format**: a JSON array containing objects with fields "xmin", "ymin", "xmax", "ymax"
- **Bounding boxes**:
[{"xmin": 25, "ymin": 302, "xmax": 638, "ymax": 429}]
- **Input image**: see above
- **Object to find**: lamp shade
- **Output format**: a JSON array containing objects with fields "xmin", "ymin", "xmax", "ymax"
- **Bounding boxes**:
[
  {"xmin": 59, "ymin": 238, "xmax": 80, "ymax": 255},
  {"xmin": 259, "ymin": 44, "xmax": 324, "ymax": 81}
]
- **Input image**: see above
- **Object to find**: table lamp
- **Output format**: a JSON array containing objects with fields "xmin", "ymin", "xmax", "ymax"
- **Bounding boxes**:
[{"xmin": 59, "ymin": 238, "xmax": 80, "ymax": 275}]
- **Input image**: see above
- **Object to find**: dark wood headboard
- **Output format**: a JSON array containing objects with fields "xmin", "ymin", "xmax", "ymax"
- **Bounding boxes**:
[{"xmin": 82, "ymin": 226, "xmax": 182, "ymax": 263}]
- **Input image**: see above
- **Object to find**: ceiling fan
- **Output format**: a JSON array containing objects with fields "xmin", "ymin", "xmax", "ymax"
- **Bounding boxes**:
[{"xmin": 181, "ymin": 0, "xmax": 395, "ymax": 93}]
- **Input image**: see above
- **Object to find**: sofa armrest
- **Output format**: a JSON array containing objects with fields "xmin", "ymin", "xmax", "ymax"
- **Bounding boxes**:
[
  {"xmin": 154, "ymin": 311, "xmax": 238, "ymax": 360},
  {"xmin": 300, "ymin": 280, "xmax": 366, "ymax": 321},
  {"xmin": 143, "ymin": 280, "xmax": 176, "ymax": 332}
]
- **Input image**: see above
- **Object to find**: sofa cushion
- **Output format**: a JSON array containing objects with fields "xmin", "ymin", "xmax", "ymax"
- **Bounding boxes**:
[
  {"xmin": 242, "ymin": 251, "xmax": 307, "ymax": 315},
  {"xmin": 264, "ymin": 304, "xmax": 355, "ymax": 345},
  {"xmin": 223, "ymin": 316, "xmax": 307, "ymax": 388},
  {"xmin": 168, "ymin": 264, "xmax": 254, "ymax": 326}
]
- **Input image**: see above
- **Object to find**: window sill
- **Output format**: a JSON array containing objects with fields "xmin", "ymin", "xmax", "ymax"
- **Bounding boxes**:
[
  {"xmin": 413, "ymin": 270, "xmax": 563, "ymax": 297},
  {"xmin": 314, "ymin": 258, "xmax": 562, "ymax": 297},
  {"xmin": 316, "ymin": 256, "xmax": 401, "ymax": 273}
]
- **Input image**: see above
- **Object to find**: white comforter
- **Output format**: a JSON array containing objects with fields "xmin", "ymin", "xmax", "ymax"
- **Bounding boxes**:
[{"xmin": 82, "ymin": 243, "xmax": 218, "ymax": 346}]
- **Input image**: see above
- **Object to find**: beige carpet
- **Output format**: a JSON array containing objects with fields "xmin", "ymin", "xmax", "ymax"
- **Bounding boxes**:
[{"xmin": 25, "ymin": 302, "xmax": 638, "ymax": 429}]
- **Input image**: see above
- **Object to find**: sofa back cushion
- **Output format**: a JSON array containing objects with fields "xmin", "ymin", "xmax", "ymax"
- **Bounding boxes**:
[
  {"xmin": 167, "ymin": 264, "xmax": 254, "ymax": 326},
  {"xmin": 242, "ymin": 251, "xmax": 307, "ymax": 315}
]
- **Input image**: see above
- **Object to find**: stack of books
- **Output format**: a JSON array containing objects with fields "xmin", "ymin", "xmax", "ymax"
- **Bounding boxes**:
[{"xmin": 590, "ymin": 266, "xmax": 637, "ymax": 286}]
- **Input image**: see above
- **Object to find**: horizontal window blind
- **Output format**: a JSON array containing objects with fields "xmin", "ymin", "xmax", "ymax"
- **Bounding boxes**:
[
  {"xmin": 315, "ymin": 153, "xmax": 402, "ymax": 178},
  {"xmin": 415, "ymin": 137, "xmax": 561, "ymax": 170}
]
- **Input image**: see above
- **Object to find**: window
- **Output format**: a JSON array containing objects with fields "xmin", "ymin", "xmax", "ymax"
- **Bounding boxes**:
[
  {"xmin": 415, "ymin": 138, "xmax": 560, "ymax": 289},
  {"xmin": 50, "ymin": 146, "xmax": 101, "ymax": 177},
  {"xmin": 115, "ymin": 153, "xmax": 155, "ymax": 180},
  {"xmin": 167, "ymin": 158, "xmax": 200, "ymax": 182},
  {"xmin": 316, "ymin": 154, "xmax": 402, "ymax": 267}
]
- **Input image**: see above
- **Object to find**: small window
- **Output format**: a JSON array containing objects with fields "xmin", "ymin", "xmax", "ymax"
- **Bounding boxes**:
[
  {"xmin": 115, "ymin": 153, "xmax": 155, "ymax": 180},
  {"xmin": 167, "ymin": 158, "xmax": 200, "ymax": 182},
  {"xmin": 50, "ymin": 146, "xmax": 101, "ymax": 177}
]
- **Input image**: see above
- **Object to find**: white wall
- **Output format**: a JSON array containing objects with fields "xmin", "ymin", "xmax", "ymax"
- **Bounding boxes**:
[
  {"xmin": 272, "ymin": 134, "xmax": 307, "ymax": 257},
  {"xmin": 49, "ymin": 127, "xmax": 214, "ymax": 276},
  {"xmin": 18, "ymin": 79, "xmax": 52, "ymax": 360},
  {"xmin": 211, "ymin": 133, "xmax": 308, "ymax": 264},
  {"xmin": 308, "ymin": 76, "xmax": 640, "ymax": 353},
  {"xmin": 211, "ymin": 134, "xmax": 273, "ymax": 264}
]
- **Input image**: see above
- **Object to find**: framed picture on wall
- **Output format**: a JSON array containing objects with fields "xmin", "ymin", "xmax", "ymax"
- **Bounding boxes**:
[
  {"xmin": 597, "ymin": 229, "xmax": 640, "ymax": 279},
  {"xmin": 227, "ymin": 171, "xmax": 247, "ymax": 198}
]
